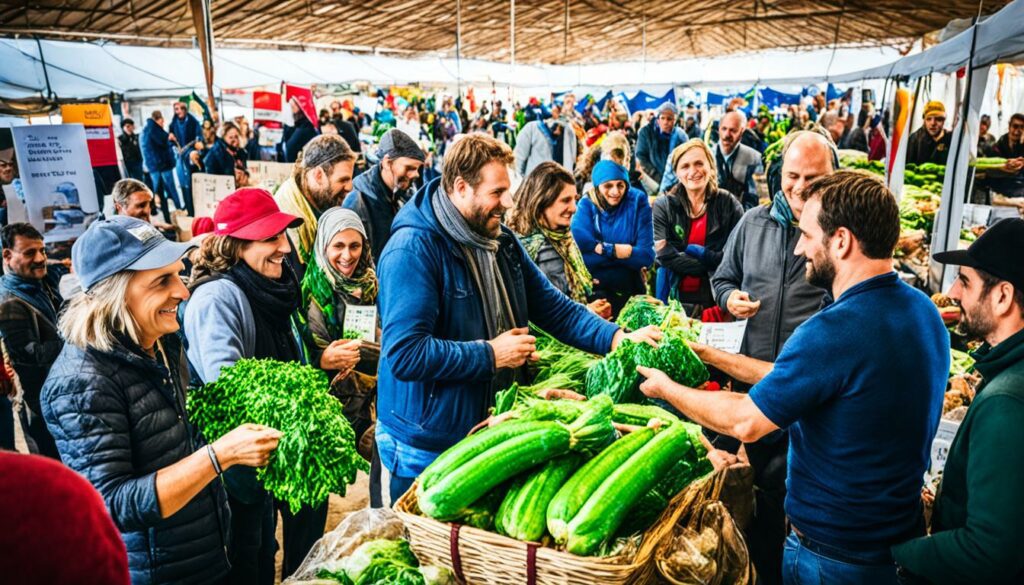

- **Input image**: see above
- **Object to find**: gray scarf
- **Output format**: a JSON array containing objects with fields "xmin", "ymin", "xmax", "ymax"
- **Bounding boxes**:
[{"xmin": 432, "ymin": 184, "xmax": 514, "ymax": 339}]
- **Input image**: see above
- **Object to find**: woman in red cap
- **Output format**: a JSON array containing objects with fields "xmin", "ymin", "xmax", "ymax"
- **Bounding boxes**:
[{"xmin": 182, "ymin": 188, "xmax": 321, "ymax": 584}]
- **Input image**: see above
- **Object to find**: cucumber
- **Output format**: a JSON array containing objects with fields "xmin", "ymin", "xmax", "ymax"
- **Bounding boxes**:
[
  {"xmin": 611, "ymin": 403, "xmax": 680, "ymax": 426},
  {"xmin": 565, "ymin": 423, "xmax": 694, "ymax": 555},
  {"xmin": 496, "ymin": 454, "xmax": 581, "ymax": 542},
  {"xmin": 546, "ymin": 427, "xmax": 654, "ymax": 543},
  {"xmin": 418, "ymin": 420, "xmax": 553, "ymax": 491},
  {"xmin": 418, "ymin": 422, "xmax": 572, "ymax": 520},
  {"xmin": 565, "ymin": 394, "xmax": 615, "ymax": 454}
]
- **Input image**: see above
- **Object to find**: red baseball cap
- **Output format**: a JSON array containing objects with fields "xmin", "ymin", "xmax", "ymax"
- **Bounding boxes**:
[{"xmin": 213, "ymin": 188, "xmax": 302, "ymax": 241}]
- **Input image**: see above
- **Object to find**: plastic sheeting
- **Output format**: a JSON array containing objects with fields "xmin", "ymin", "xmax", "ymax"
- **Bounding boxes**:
[
  {"xmin": 1, "ymin": 37, "xmax": 901, "ymax": 100},
  {"xmin": 829, "ymin": 0, "xmax": 1024, "ymax": 82}
]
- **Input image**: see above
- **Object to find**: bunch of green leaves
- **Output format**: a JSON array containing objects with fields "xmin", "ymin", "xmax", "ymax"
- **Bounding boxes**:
[
  {"xmin": 529, "ymin": 326, "xmax": 600, "ymax": 390},
  {"xmin": 187, "ymin": 358, "xmax": 368, "ymax": 513},
  {"xmin": 585, "ymin": 328, "xmax": 709, "ymax": 404},
  {"xmin": 616, "ymin": 296, "xmax": 666, "ymax": 330}
]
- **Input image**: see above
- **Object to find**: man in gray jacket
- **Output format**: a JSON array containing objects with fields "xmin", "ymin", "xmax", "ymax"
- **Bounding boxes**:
[
  {"xmin": 707, "ymin": 130, "xmax": 833, "ymax": 585},
  {"xmin": 513, "ymin": 104, "xmax": 578, "ymax": 177},
  {"xmin": 713, "ymin": 111, "xmax": 762, "ymax": 209}
]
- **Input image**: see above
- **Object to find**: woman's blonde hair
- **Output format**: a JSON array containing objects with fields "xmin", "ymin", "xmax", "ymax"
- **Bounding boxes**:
[
  {"xmin": 599, "ymin": 131, "xmax": 631, "ymax": 166},
  {"xmin": 58, "ymin": 271, "xmax": 141, "ymax": 352},
  {"xmin": 669, "ymin": 138, "xmax": 719, "ymax": 196},
  {"xmin": 190, "ymin": 235, "xmax": 247, "ymax": 281}
]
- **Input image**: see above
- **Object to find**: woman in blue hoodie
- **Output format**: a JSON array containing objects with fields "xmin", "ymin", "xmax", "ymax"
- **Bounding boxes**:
[{"xmin": 571, "ymin": 160, "xmax": 655, "ymax": 317}]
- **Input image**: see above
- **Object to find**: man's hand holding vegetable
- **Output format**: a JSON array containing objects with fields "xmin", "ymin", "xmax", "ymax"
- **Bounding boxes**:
[{"xmin": 635, "ymin": 364, "xmax": 779, "ymax": 444}]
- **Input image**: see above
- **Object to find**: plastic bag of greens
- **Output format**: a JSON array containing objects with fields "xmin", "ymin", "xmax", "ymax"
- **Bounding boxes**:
[{"xmin": 285, "ymin": 509, "xmax": 454, "ymax": 585}]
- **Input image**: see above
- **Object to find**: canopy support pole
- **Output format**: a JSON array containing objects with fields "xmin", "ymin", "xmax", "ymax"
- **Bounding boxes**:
[
  {"xmin": 189, "ymin": 0, "xmax": 217, "ymax": 122},
  {"xmin": 456, "ymin": 0, "xmax": 462, "ymax": 97},
  {"xmin": 563, "ymin": 0, "xmax": 569, "ymax": 62},
  {"xmin": 510, "ymin": 0, "xmax": 516, "ymax": 71}
]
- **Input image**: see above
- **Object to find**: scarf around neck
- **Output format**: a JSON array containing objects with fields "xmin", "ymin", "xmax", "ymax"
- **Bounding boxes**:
[
  {"xmin": 226, "ymin": 261, "xmax": 302, "ymax": 363},
  {"xmin": 770, "ymin": 191, "xmax": 798, "ymax": 228},
  {"xmin": 521, "ymin": 227, "xmax": 593, "ymax": 303},
  {"xmin": 432, "ymin": 184, "xmax": 513, "ymax": 339},
  {"xmin": 0, "ymin": 273, "xmax": 60, "ymax": 324}
]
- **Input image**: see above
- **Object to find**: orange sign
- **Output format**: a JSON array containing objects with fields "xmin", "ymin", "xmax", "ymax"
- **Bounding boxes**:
[
  {"xmin": 60, "ymin": 103, "xmax": 113, "ymax": 127},
  {"xmin": 60, "ymin": 103, "xmax": 117, "ymax": 168}
]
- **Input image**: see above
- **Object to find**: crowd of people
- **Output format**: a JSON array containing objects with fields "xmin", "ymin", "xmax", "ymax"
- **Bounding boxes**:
[{"xmin": 0, "ymin": 84, "xmax": 1023, "ymax": 585}]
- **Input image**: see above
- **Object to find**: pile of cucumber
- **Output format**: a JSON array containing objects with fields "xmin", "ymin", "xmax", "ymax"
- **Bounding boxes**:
[{"xmin": 415, "ymin": 397, "xmax": 712, "ymax": 556}]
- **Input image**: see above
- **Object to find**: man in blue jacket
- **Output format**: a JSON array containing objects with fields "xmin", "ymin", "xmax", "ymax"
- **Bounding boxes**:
[
  {"xmin": 375, "ymin": 134, "xmax": 660, "ymax": 504},
  {"xmin": 140, "ymin": 111, "xmax": 181, "ymax": 220},
  {"xmin": 168, "ymin": 101, "xmax": 201, "ymax": 152}
]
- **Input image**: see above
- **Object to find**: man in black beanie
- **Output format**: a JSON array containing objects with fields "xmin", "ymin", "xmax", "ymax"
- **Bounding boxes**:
[{"xmin": 343, "ymin": 128, "xmax": 425, "ymax": 260}]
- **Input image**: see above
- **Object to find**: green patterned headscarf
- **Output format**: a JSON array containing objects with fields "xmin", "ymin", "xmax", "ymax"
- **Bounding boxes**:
[
  {"xmin": 520, "ymin": 227, "xmax": 593, "ymax": 303},
  {"xmin": 301, "ymin": 208, "xmax": 378, "ymax": 341}
]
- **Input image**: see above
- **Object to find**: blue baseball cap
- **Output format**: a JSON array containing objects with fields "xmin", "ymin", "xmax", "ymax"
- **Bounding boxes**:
[{"xmin": 72, "ymin": 216, "xmax": 196, "ymax": 292}]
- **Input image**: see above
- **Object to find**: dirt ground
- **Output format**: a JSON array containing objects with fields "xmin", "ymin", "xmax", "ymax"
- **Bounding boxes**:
[{"xmin": 274, "ymin": 471, "xmax": 370, "ymax": 583}]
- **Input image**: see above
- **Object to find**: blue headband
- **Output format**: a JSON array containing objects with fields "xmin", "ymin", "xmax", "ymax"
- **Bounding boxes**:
[{"xmin": 591, "ymin": 160, "xmax": 629, "ymax": 188}]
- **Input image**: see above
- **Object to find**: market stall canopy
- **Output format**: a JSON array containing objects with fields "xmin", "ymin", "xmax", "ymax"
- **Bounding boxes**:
[
  {"xmin": 826, "ymin": 0, "xmax": 1024, "ymax": 82},
  {"xmin": 0, "ymin": 37, "xmax": 900, "ymax": 101},
  {"xmin": 0, "ymin": 0, "xmax": 1011, "ymax": 65}
]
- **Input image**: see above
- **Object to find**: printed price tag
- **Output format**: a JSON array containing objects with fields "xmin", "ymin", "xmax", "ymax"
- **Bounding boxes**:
[
  {"xmin": 927, "ymin": 418, "xmax": 961, "ymax": 480},
  {"xmin": 343, "ymin": 304, "xmax": 377, "ymax": 342},
  {"xmin": 698, "ymin": 320, "xmax": 748, "ymax": 354}
]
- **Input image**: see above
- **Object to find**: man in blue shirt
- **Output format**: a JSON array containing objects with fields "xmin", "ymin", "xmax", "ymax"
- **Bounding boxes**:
[{"xmin": 639, "ymin": 171, "xmax": 948, "ymax": 585}]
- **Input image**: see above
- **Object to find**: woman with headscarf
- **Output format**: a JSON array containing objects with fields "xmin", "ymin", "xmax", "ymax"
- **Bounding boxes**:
[
  {"xmin": 509, "ymin": 162, "xmax": 611, "ymax": 318},
  {"xmin": 302, "ymin": 207, "xmax": 380, "ymax": 457},
  {"xmin": 571, "ymin": 160, "xmax": 655, "ymax": 317},
  {"xmin": 653, "ymin": 139, "xmax": 744, "ymax": 311}
]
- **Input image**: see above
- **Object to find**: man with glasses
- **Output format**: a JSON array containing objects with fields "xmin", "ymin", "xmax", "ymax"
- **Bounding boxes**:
[{"xmin": 907, "ymin": 101, "xmax": 952, "ymax": 166}]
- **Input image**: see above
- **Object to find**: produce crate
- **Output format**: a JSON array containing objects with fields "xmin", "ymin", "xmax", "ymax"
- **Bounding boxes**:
[{"xmin": 394, "ymin": 474, "xmax": 712, "ymax": 585}]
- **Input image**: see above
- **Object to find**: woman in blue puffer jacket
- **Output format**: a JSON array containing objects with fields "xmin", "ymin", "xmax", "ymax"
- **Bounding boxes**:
[{"xmin": 41, "ymin": 216, "xmax": 281, "ymax": 585}]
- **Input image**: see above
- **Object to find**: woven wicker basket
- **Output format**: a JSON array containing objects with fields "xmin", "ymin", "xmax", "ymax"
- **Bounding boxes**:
[{"xmin": 394, "ymin": 474, "xmax": 713, "ymax": 585}]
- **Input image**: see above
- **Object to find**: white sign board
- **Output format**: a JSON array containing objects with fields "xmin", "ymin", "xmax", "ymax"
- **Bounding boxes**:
[
  {"xmin": 698, "ymin": 320, "xmax": 749, "ymax": 354},
  {"xmin": 927, "ymin": 418, "xmax": 961, "ymax": 482},
  {"xmin": 3, "ymin": 183, "xmax": 28, "ymax": 225},
  {"xmin": 12, "ymin": 124, "xmax": 100, "ymax": 243},
  {"xmin": 246, "ymin": 160, "xmax": 293, "ymax": 193},
  {"xmin": 191, "ymin": 173, "xmax": 235, "ymax": 219},
  {"xmin": 343, "ymin": 304, "xmax": 377, "ymax": 343}
]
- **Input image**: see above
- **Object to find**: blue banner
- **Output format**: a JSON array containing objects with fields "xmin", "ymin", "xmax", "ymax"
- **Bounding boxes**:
[
  {"xmin": 626, "ymin": 89, "xmax": 676, "ymax": 114},
  {"xmin": 758, "ymin": 87, "xmax": 802, "ymax": 109}
]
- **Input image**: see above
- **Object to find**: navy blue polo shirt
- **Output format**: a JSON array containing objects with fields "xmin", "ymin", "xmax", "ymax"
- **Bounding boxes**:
[{"xmin": 749, "ymin": 272, "xmax": 949, "ymax": 550}]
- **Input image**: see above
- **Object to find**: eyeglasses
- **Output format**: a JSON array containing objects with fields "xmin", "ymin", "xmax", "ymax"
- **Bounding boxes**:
[{"xmin": 1010, "ymin": 123, "xmax": 1024, "ymax": 131}]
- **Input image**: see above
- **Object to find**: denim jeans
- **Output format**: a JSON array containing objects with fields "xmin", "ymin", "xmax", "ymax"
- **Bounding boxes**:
[
  {"xmin": 375, "ymin": 424, "xmax": 443, "ymax": 504},
  {"xmin": 783, "ymin": 531, "xmax": 901, "ymax": 585},
  {"xmin": 150, "ymin": 168, "xmax": 182, "ymax": 219}
]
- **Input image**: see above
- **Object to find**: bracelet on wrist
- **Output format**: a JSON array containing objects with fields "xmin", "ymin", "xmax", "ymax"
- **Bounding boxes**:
[{"xmin": 206, "ymin": 444, "xmax": 224, "ymax": 475}]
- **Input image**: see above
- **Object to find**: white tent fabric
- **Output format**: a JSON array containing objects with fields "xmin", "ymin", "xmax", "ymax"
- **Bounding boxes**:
[
  {"xmin": 829, "ymin": 0, "xmax": 1024, "ymax": 82},
  {"xmin": 1, "ymin": 36, "xmax": 902, "ymax": 100}
]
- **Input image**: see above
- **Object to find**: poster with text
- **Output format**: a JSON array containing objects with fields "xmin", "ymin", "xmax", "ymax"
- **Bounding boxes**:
[
  {"xmin": 12, "ymin": 124, "xmax": 100, "ymax": 243},
  {"xmin": 191, "ymin": 172, "xmax": 236, "ymax": 219}
]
